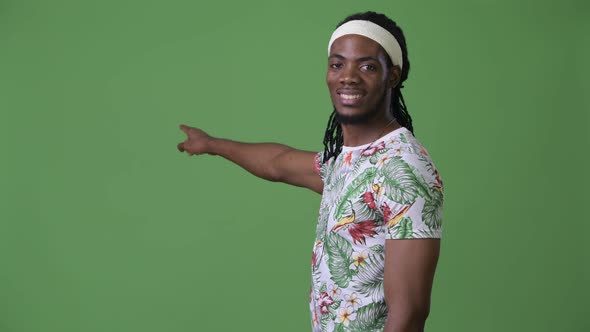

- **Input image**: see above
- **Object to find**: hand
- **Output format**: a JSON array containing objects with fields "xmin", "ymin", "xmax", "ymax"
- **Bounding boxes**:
[{"xmin": 177, "ymin": 124, "xmax": 213, "ymax": 156}]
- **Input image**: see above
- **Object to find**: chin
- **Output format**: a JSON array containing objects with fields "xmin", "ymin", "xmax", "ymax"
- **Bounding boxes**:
[{"xmin": 335, "ymin": 106, "xmax": 379, "ymax": 125}]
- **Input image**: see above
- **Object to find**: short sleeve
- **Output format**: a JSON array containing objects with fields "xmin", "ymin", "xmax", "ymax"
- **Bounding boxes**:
[
  {"xmin": 314, "ymin": 152, "xmax": 327, "ymax": 182},
  {"xmin": 376, "ymin": 154, "xmax": 444, "ymax": 240}
]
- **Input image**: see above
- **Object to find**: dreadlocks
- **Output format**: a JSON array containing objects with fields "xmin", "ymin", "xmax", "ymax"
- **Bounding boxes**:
[{"xmin": 322, "ymin": 11, "xmax": 413, "ymax": 163}]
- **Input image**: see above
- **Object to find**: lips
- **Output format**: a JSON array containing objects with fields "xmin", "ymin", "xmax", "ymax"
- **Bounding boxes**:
[
  {"xmin": 337, "ymin": 90, "xmax": 366, "ymax": 106},
  {"xmin": 341, "ymin": 94, "xmax": 363, "ymax": 100}
]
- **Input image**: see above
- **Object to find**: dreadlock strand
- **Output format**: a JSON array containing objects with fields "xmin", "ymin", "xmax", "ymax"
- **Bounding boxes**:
[
  {"xmin": 335, "ymin": 122, "xmax": 343, "ymax": 156},
  {"xmin": 396, "ymin": 88, "xmax": 414, "ymax": 134},
  {"xmin": 322, "ymin": 110, "xmax": 343, "ymax": 162}
]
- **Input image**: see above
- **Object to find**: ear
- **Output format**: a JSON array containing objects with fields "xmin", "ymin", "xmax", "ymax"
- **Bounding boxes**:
[{"xmin": 387, "ymin": 65, "xmax": 401, "ymax": 89}]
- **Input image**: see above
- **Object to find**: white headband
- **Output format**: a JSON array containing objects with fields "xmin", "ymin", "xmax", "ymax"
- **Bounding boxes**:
[{"xmin": 328, "ymin": 20, "xmax": 403, "ymax": 70}]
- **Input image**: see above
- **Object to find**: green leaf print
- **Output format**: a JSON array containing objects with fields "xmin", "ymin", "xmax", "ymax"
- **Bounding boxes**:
[
  {"xmin": 325, "ymin": 233, "xmax": 354, "ymax": 288},
  {"xmin": 422, "ymin": 189, "xmax": 443, "ymax": 228},
  {"xmin": 399, "ymin": 133, "xmax": 408, "ymax": 143},
  {"xmin": 356, "ymin": 148, "xmax": 389, "ymax": 171},
  {"xmin": 353, "ymin": 254, "xmax": 384, "ymax": 301},
  {"xmin": 315, "ymin": 204, "xmax": 330, "ymax": 241},
  {"xmin": 370, "ymin": 244, "xmax": 384, "ymax": 254},
  {"xmin": 391, "ymin": 217, "xmax": 413, "ymax": 239},
  {"xmin": 354, "ymin": 196, "xmax": 379, "ymax": 224},
  {"xmin": 325, "ymin": 171, "xmax": 348, "ymax": 200},
  {"xmin": 333, "ymin": 167, "xmax": 377, "ymax": 221},
  {"xmin": 334, "ymin": 323, "xmax": 346, "ymax": 332},
  {"xmin": 413, "ymin": 167, "xmax": 436, "ymax": 199},
  {"xmin": 348, "ymin": 302, "xmax": 388, "ymax": 331},
  {"xmin": 319, "ymin": 162, "xmax": 328, "ymax": 178},
  {"xmin": 328, "ymin": 304, "xmax": 337, "ymax": 319},
  {"xmin": 379, "ymin": 156, "xmax": 421, "ymax": 204},
  {"xmin": 320, "ymin": 312, "xmax": 331, "ymax": 330},
  {"xmin": 328, "ymin": 300, "xmax": 343, "ymax": 320},
  {"xmin": 332, "ymin": 299, "xmax": 342, "ymax": 311}
]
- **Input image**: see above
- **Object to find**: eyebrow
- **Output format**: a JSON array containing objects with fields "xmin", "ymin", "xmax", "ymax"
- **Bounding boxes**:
[{"xmin": 328, "ymin": 54, "xmax": 380, "ymax": 62}]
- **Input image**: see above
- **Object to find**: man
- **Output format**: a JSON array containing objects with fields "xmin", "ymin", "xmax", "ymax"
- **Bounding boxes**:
[{"xmin": 177, "ymin": 11, "xmax": 443, "ymax": 332}]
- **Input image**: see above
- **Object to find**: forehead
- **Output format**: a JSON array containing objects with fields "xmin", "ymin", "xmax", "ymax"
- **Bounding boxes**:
[{"xmin": 329, "ymin": 34, "xmax": 387, "ymax": 59}]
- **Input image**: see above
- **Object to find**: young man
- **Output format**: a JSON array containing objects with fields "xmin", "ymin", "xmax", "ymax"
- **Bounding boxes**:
[{"xmin": 177, "ymin": 11, "xmax": 443, "ymax": 332}]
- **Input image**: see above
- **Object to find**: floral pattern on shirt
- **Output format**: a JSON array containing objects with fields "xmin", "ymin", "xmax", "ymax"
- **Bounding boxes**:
[{"xmin": 310, "ymin": 127, "xmax": 443, "ymax": 332}]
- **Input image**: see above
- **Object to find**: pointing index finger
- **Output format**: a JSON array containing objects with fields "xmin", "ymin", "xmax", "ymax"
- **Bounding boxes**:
[{"xmin": 179, "ymin": 124, "xmax": 190, "ymax": 134}]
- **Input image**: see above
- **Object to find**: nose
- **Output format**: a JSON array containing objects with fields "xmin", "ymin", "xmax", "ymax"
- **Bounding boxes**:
[{"xmin": 339, "ymin": 64, "xmax": 360, "ymax": 85}]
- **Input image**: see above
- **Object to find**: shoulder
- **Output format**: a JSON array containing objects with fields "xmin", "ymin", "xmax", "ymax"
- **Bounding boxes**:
[
  {"xmin": 377, "ymin": 129, "xmax": 444, "ymax": 238},
  {"xmin": 380, "ymin": 128, "xmax": 443, "ymax": 189}
]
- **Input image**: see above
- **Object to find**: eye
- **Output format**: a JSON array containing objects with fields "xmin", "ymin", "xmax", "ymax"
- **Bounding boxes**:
[
  {"xmin": 329, "ymin": 63, "xmax": 343, "ymax": 70},
  {"xmin": 361, "ymin": 64, "xmax": 377, "ymax": 71}
]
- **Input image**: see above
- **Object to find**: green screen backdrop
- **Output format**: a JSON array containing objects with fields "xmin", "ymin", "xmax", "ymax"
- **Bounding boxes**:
[{"xmin": 1, "ymin": 0, "xmax": 588, "ymax": 331}]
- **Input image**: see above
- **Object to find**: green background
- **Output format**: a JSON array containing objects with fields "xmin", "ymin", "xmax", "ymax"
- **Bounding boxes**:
[{"xmin": 1, "ymin": 0, "xmax": 588, "ymax": 331}]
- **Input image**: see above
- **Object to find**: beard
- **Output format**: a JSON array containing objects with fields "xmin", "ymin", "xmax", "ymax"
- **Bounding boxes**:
[
  {"xmin": 335, "ymin": 104, "xmax": 381, "ymax": 124},
  {"xmin": 334, "ymin": 91, "xmax": 388, "ymax": 125}
]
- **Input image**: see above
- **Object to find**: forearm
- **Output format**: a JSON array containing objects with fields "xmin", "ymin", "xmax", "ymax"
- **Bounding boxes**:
[{"xmin": 208, "ymin": 137, "xmax": 293, "ymax": 181}]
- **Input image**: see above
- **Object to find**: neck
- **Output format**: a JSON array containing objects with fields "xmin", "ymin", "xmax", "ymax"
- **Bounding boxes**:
[{"xmin": 341, "ymin": 108, "xmax": 400, "ymax": 147}]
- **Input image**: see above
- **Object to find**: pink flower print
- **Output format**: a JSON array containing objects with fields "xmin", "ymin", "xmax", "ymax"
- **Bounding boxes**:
[
  {"xmin": 361, "ymin": 141, "xmax": 385, "ymax": 156},
  {"xmin": 319, "ymin": 292, "xmax": 334, "ymax": 314}
]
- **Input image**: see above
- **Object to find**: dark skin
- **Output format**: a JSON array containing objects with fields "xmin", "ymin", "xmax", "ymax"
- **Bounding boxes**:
[
  {"xmin": 327, "ymin": 34, "xmax": 401, "ymax": 145},
  {"xmin": 178, "ymin": 34, "xmax": 440, "ymax": 332}
]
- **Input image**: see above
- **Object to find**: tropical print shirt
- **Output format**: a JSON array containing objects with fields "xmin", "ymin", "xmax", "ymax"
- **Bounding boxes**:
[{"xmin": 310, "ymin": 127, "xmax": 443, "ymax": 332}]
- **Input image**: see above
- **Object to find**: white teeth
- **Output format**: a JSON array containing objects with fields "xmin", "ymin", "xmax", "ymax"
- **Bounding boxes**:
[{"xmin": 341, "ymin": 94, "xmax": 363, "ymax": 100}]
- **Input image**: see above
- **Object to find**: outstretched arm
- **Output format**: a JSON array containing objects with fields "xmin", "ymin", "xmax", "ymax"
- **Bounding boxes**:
[{"xmin": 177, "ymin": 124, "xmax": 323, "ymax": 194}]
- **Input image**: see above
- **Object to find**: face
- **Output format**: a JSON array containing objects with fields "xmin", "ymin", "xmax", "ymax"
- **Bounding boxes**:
[{"xmin": 326, "ymin": 34, "xmax": 399, "ymax": 124}]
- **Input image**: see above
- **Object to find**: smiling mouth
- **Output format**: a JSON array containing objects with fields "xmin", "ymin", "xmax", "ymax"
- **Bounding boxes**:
[
  {"xmin": 337, "ymin": 92, "xmax": 366, "ymax": 105},
  {"xmin": 340, "ymin": 94, "xmax": 364, "ymax": 100}
]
